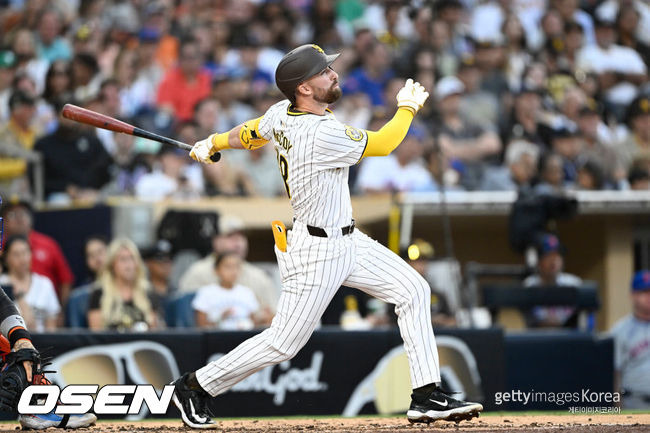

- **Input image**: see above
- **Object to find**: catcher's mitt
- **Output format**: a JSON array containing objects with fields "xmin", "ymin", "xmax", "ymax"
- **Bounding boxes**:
[{"xmin": 0, "ymin": 348, "xmax": 41, "ymax": 414}]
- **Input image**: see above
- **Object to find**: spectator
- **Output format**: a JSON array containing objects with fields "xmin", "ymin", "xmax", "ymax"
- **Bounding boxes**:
[
  {"xmin": 41, "ymin": 60, "xmax": 72, "ymax": 131},
  {"xmin": 551, "ymin": 0, "xmax": 595, "ymax": 46},
  {"xmin": 134, "ymin": 28, "xmax": 165, "ymax": 94},
  {"xmin": 457, "ymin": 56, "xmax": 500, "ymax": 130},
  {"xmin": 615, "ymin": 5, "xmax": 650, "ymax": 68},
  {"xmin": 193, "ymin": 251, "xmax": 260, "ymax": 330},
  {"xmin": 342, "ymin": 41, "xmax": 395, "ymax": 108},
  {"xmin": 429, "ymin": 18, "xmax": 459, "ymax": 77},
  {"xmin": 11, "ymin": 28, "xmax": 49, "ymax": 95},
  {"xmin": 0, "ymin": 90, "xmax": 40, "ymax": 200},
  {"xmin": 550, "ymin": 127, "xmax": 583, "ymax": 183},
  {"xmin": 627, "ymin": 165, "xmax": 650, "ymax": 190},
  {"xmin": 356, "ymin": 126, "xmax": 436, "ymax": 193},
  {"xmin": 577, "ymin": 100, "xmax": 627, "ymax": 184},
  {"xmin": 502, "ymin": 85, "xmax": 548, "ymax": 149},
  {"xmin": 481, "ymin": 139, "xmax": 539, "ymax": 191},
  {"xmin": 193, "ymin": 96, "xmax": 221, "ymax": 139},
  {"xmin": 76, "ymin": 235, "xmax": 108, "ymax": 288},
  {"xmin": 134, "ymin": 145, "xmax": 202, "ymax": 201},
  {"xmin": 71, "ymin": 53, "xmax": 102, "ymax": 104},
  {"xmin": 0, "ymin": 51, "xmax": 18, "ymax": 122},
  {"xmin": 87, "ymin": 237, "xmax": 159, "ymax": 332},
  {"xmin": 562, "ymin": 20, "xmax": 586, "ymax": 73},
  {"xmin": 1, "ymin": 199, "xmax": 74, "ymax": 303},
  {"xmin": 113, "ymin": 48, "xmax": 156, "ymax": 119},
  {"xmin": 90, "ymin": 79, "xmax": 123, "ymax": 155},
  {"xmin": 577, "ymin": 17, "xmax": 647, "ymax": 115},
  {"xmin": 609, "ymin": 270, "xmax": 650, "ymax": 409},
  {"xmin": 404, "ymin": 239, "xmax": 456, "ymax": 328},
  {"xmin": 103, "ymin": 132, "xmax": 150, "ymax": 197},
  {"xmin": 523, "ymin": 233, "xmax": 583, "ymax": 328},
  {"xmin": 211, "ymin": 77, "xmax": 256, "ymax": 132},
  {"xmin": 535, "ymin": 152, "xmax": 571, "ymax": 194},
  {"xmin": 34, "ymin": 100, "xmax": 112, "ymax": 203},
  {"xmin": 179, "ymin": 215, "xmax": 277, "ymax": 326},
  {"xmin": 201, "ymin": 148, "xmax": 256, "ymax": 197},
  {"xmin": 435, "ymin": 76, "xmax": 502, "ymax": 190},
  {"xmin": 141, "ymin": 239, "xmax": 175, "ymax": 315},
  {"xmin": 620, "ymin": 95, "xmax": 650, "ymax": 172},
  {"xmin": 474, "ymin": 39, "xmax": 510, "ymax": 100},
  {"xmin": 226, "ymin": 145, "xmax": 287, "ymax": 197},
  {"xmin": 0, "ymin": 235, "xmax": 60, "ymax": 332},
  {"xmin": 576, "ymin": 159, "xmax": 606, "ymax": 190},
  {"xmin": 35, "ymin": 8, "xmax": 72, "ymax": 63},
  {"xmin": 434, "ymin": 0, "xmax": 470, "ymax": 57},
  {"xmin": 157, "ymin": 38, "xmax": 211, "ymax": 121}
]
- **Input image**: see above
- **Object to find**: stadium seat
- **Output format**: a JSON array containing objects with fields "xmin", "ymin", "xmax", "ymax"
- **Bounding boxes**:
[
  {"xmin": 165, "ymin": 292, "xmax": 197, "ymax": 328},
  {"xmin": 65, "ymin": 285, "xmax": 92, "ymax": 328}
]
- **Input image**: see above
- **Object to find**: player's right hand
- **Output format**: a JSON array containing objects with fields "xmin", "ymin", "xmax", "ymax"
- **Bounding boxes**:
[
  {"xmin": 396, "ymin": 79, "xmax": 429, "ymax": 114},
  {"xmin": 190, "ymin": 134, "xmax": 218, "ymax": 163}
]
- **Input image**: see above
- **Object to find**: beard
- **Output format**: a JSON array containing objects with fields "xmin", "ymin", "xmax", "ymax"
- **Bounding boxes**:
[{"xmin": 313, "ymin": 84, "xmax": 342, "ymax": 104}]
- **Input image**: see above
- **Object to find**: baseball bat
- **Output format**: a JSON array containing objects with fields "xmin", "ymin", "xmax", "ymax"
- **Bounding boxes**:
[{"xmin": 61, "ymin": 104, "xmax": 221, "ymax": 162}]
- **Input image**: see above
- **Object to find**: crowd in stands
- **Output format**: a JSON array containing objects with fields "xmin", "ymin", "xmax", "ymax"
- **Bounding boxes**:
[
  {"xmin": 0, "ymin": 199, "xmax": 279, "ymax": 331},
  {"xmin": 0, "ymin": 1, "xmax": 649, "ymax": 332},
  {"xmin": 0, "ymin": 0, "xmax": 648, "ymax": 205},
  {"xmin": 1, "ymin": 198, "xmax": 606, "ymax": 333}
]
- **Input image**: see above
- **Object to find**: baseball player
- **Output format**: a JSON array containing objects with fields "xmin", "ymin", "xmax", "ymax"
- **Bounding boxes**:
[
  {"xmin": 0, "ymin": 198, "xmax": 97, "ymax": 429},
  {"xmin": 171, "ymin": 44, "xmax": 483, "ymax": 428}
]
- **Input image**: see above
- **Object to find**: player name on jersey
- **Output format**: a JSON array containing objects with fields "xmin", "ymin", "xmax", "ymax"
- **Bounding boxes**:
[{"xmin": 273, "ymin": 128, "xmax": 293, "ymax": 152}]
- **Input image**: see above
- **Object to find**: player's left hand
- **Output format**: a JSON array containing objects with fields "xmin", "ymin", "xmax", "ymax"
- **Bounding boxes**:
[
  {"xmin": 190, "ymin": 135, "xmax": 219, "ymax": 164},
  {"xmin": 0, "ymin": 348, "xmax": 41, "ymax": 413},
  {"xmin": 396, "ymin": 79, "xmax": 429, "ymax": 114}
]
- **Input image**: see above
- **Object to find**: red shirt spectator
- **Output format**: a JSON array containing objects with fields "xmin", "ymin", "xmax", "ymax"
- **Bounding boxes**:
[
  {"xmin": 2, "ymin": 200, "xmax": 74, "ymax": 301},
  {"xmin": 28, "ymin": 230, "xmax": 74, "ymax": 297},
  {"xmin": 156, "ymin": 38, "xmax": 211, "ymax": 121}
]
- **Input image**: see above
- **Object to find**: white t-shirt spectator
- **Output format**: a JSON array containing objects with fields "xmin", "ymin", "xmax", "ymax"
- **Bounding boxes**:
[
  {"xmin": 192, "ymin": 283, "xmax": 260, "ymax": 330},
  {"xmin": 577, "ymin": 44, "xmax": 647, "ymax": 105},
  {"xmin": 596, "ymin": 0, "xmax": 650, "ymax": 44},
  {"xmin": 356, "ymin": 155, "xmax": 436, "ymax": 193},
  {"xmin": 0, "ymin": 273, "xmax": 61, "ymax": 333}
]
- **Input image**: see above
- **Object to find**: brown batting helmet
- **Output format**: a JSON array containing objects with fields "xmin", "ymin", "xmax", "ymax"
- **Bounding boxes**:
[{"xmin": 275, "ymin": 44, "xmax": 340, "ymax": 102}]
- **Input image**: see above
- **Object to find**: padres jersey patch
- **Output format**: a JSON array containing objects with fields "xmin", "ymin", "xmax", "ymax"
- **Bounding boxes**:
[{"xmin": 345, "ymin": 126, "xmax": 364, "ymax": 142}]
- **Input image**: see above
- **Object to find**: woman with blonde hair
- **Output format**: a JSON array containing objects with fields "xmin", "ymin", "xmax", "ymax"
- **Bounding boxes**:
[{"xmin": 87, "ymin": 237, "xmax": 159, "ymax": 331}]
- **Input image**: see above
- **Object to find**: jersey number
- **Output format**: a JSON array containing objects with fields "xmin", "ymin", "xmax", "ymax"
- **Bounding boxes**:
[{"xmin": 276, "ymin": 149, "xmax": 291, "ymax": 199}]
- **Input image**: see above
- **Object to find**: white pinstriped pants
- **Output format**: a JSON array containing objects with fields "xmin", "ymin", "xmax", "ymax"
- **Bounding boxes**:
[{"xmin": 196, "ymin": 221, "xmax": 441, "ymax": 395}]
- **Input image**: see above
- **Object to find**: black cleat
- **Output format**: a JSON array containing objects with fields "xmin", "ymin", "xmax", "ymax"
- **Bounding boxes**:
[
  {"xmin": 407, "ymin": 386, "xmax": 483, "ymax": 424},
  {"xmin": 171, "ymin": 373, "xmax": 216, "ymax": 429}
]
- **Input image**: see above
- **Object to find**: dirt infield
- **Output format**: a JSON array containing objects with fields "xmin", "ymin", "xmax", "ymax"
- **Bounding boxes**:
[{"xmin": 3, "ymin": 414, "xmax": 649, "ymax": 433}]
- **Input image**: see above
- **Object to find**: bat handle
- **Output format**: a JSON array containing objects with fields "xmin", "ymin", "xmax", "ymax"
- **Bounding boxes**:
[
  {"xmin": 168, "ymin": 139, "xmax": 222, "ymax": 163},
  {"xmin": 133, "ymin": 127, "xmax": 221, "ymax": 162}
]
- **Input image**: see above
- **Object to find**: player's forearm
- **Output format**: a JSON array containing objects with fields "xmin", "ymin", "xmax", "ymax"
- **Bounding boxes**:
[{"xmin": 362, "ymin": 107, "xmax": 415, "ymax": 157}]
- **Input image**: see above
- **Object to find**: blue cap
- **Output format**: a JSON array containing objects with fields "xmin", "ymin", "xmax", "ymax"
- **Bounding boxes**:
[
  {"xmin": 406, "ymin": 125, "xmax": 427, "ymax": 140},
  {"xmin": 138, "ymin": 28, "xmax": 161, "ymax": 42},
  {"xmin": 631, "ymin": 270, "xmax": 650, "ymax": 292},
  {"xmin": 537, "ymin": 233, "xmax": 565, "ymax": 256}
]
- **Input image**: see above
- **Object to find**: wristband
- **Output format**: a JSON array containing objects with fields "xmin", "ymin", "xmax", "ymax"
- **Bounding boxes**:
[
  {"xmin": 210, "ymin": 132, "xmax": 231, "ymax": 152},
  {"xmin": 8, "ymin": 327, "xmax": 31, "ymax": 347}
]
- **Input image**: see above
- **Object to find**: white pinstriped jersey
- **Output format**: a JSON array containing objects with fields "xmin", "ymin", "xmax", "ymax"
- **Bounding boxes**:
[{"xmin": 258, "ymin": 100, "xmax": 368, "ymax": 228}]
